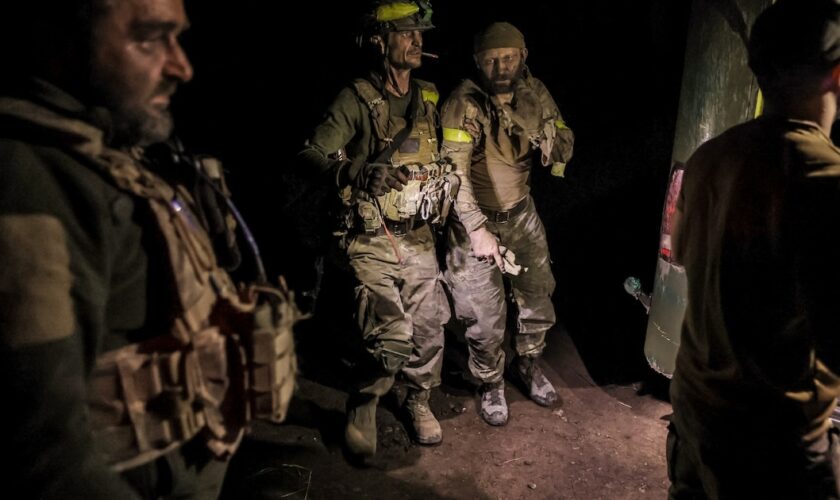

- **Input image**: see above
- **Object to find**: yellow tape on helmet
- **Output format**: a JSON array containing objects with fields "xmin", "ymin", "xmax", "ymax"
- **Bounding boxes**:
[{"xmin": 377, "ymin": 2, "xmax": 420, "ymax": 22}]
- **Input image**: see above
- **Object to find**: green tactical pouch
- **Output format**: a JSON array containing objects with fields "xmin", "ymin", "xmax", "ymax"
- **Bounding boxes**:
[
  {"xmin": 247, "ymin": 280, "xmax": 300, "ymax": 424},
  {"xmin": 357, "ymin": 200, "xmax": 382, "ymax": 234}
]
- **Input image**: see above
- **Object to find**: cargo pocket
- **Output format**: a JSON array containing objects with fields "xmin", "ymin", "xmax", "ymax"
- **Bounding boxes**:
[{"xmin": 355, "ymin": 284, "xmax": 376, "ymax": 344}]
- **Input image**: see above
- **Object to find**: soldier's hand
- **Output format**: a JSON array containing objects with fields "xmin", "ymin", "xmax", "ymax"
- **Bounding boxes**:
[
  {"xmin": 468, "ymin": 226, "xmax": 504, "ymax": 272},
  {"xmin": 386, "ymin": 165, "xmax": 410, "ymax": 191},
  {"xmin": 358, "ymin": 163, "xmax": 409, "ymax": 197}
]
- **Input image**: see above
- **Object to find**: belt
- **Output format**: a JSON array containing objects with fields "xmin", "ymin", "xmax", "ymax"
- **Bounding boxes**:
[
  {"xmin": 375, "ymin": 217, "xmax": 425, "ymax": 237},
  {"xmin": 481, "ymin": 196, "xmax": 529, "ymax": 224}
]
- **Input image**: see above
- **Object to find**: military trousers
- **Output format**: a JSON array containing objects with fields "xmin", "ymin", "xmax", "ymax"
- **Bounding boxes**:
[
  {"xmin": 445, "ymin": 196, "xmax": 556, "ymax": 384},
  {"xmin": 347, "ymin": 222, "xmax": 448, "ymax": 391}
]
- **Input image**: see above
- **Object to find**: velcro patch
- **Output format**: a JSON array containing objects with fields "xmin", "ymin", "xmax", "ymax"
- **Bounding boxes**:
[{"xmin": 0, "ymin": 214, "xmax": 74, "ymax": 348}]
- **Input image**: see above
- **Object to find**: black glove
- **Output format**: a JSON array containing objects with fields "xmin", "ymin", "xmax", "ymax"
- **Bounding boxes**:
[{"xmin": 356, "ymin": 163, "xmax": 410, "ymax": 197}]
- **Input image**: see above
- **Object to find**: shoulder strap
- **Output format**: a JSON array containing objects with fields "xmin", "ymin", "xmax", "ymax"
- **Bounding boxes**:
[{"xmin": 353, "ymin": 77, "xmax": 417, "ymax": 165}]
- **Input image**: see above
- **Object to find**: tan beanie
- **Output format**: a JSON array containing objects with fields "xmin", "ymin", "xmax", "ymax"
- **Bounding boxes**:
[{"xmin": 473, "ymin": 22, "xmax": 525, "ymax": 54}]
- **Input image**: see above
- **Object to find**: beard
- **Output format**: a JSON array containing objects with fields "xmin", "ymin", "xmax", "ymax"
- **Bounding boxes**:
[
  {"xmin": 89, "ymin": 71, "xmax": 177, "ymax": 148},
  {"xmin": 480, "ymin": 62, "xmax": 525, "ymax": 95},
  {"xmin": 110, "ymin": 103, "xmax": 174, "ymax": 148}
]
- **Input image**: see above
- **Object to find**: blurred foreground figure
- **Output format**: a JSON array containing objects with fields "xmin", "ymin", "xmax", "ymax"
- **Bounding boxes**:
[
  {"xmin": 669, "ymin": 0, "xmax": 840, "ymax": 497},
  {"xmin": 0, "ymin": 1, "xmax": 296, "ymax": 498}
]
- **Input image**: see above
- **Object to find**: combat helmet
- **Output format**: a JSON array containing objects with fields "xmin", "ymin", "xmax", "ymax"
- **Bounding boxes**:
[{"xmin": 361, "ymin": 1, "xmax": 434, "ymax": 38}]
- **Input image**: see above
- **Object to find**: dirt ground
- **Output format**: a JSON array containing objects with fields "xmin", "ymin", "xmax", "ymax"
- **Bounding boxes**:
[{"xmin": 220, "ymin": 327, "xmax": 673, "ymax": 500}]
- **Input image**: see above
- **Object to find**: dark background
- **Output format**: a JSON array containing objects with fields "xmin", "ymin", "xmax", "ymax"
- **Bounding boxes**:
[{"xmin": 173, "ymin": 0, "xmax": 693, "ymax": 384}]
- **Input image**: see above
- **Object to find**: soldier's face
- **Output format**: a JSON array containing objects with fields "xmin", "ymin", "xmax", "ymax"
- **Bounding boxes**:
[
  {"xmin": 385, "ymin": 30, "xmax": 423, "ymax": 70},
  {"xmin": 475, "ymin": 48, "xmax": 526, "ymax": 95},
  {"xmin": 89, "ymin": 0, "xmax": 193, "ymax": 147}
]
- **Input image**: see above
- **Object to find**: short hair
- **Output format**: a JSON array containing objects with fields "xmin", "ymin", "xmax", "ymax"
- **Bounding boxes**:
[{"xmin": 748, "ymin": 0, "xmax": 840, "ymax": 97}]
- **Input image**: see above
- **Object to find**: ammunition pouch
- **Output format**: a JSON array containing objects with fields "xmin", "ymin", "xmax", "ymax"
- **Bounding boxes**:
[
  {"xmin": 377, "ymin": 163, "xmax": 428, "ymax": 221},
  {"xmin": 357, "ymin": 200, "xmax": 383, "ymax": 234},
  {"xmin": 374, "ymin": 160, "xmax": 459, "ymax": 227},
  {"xmin": 244, "ymin": 281, "xmax": 299, "ymax": 423},
  {"xmin": 82, "ymin": 143, "xmax": 299, "ymax": 473},
  {"xmin": 87, "ymin": 280, "xmax": 299, "ymax": 472},
  {"xmin": 87, "ymin": 323, "xmax": 248, "ymax": 472}
]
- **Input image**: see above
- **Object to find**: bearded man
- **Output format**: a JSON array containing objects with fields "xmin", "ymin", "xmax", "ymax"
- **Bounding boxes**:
[
  {"xmin": 440, "ymin": 22, "xmax": 574, "ymax": 426},
  {"xmin": 0, "ymin": 0, "xmax": 297, "ymax": 497}
]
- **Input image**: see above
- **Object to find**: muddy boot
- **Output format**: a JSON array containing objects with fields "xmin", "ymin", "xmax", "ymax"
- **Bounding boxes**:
[
  {"xmin": 514, "ymin": 356, "xmax": 558, "ymax": 407},
  {"xmin": 405, "ymin": 389, "xmax": 442, "ymax": 445},
  {"xmin": 479, "ymin": 381, "xmax": 508, "ymax": 426},
  {"xmin": 345, "ymin": 376, "xmax": 394, "ymax": 458}
]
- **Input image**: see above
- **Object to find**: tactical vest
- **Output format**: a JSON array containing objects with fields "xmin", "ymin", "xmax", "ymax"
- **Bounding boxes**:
[
  {"xmin": 84, "ymin": 149, "xmax": 297, "ymax": 472},
  {"xmin": 350, "ymin": 78, "xmax": 459, "ymax": 228}
]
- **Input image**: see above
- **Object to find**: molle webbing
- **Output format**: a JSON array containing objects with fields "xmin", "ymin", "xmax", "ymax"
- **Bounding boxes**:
[
  {"xmin": 351, "ymin": 78, "xmax": 439, "ymax": 164},
  {"xmin": 87, "ymin": 326, "xmax": 242, "ymax": 471},
  {"xmin": 86, "ymin": 149, "xmax": 250, "ymax": 470}
]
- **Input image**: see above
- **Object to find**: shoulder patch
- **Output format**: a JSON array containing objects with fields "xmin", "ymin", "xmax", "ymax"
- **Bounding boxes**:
[
  {"xmin": 0, "ymin": 214, "xmax": 74, "ymax": 348},
  {"xmin": 421, "ymin": 88, "xmax": 439, "ymax": 106}
]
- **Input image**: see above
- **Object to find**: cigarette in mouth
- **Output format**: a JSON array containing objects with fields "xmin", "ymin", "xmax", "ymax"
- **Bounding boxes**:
[{"xmin": 421, "ymin": 52, "xmax": 439, "ymax": 59}]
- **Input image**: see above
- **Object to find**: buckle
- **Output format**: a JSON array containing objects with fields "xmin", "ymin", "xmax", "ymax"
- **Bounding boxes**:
[
  {"xmin": 494, "ymin": 211, "xmax": 511, "ymax": 224},
  {"xmin": 388, "ymin": 220, "xmax": 410, "ymax": 236}
]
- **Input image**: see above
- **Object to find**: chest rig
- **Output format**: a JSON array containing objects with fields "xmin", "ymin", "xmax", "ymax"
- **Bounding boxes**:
[
  {"xmin": 351, "ymin": 78, "xmax": 458, "ymax": 229},
  {"xmin": 84, "ymin": 148, "xmax": 297, "ymax": 472}
]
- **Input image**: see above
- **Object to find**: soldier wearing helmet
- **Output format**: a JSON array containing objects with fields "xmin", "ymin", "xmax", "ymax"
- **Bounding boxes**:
[
  {"xmin": 440, "ymin": 22, "xmax": 575, "ymax": 427},
  {"xmin": 298, "ymin": 1, "xmax": 448, "ymax": 458}
]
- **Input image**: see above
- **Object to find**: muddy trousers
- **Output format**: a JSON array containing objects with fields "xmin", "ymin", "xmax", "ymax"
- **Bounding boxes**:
[
  {"xmin": 347, "ymin": 223, "xmax": 448, "ymax": 392},
  {"xmin": 667, "ymin": 420, "xmax": 840, "ymax": 500},
  {"xmin": 445, "ymin": 196, "xmax": 556, "ymax": 384}
]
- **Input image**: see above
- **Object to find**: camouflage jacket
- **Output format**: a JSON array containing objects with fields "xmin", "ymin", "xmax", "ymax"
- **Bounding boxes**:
[{"xmin": 440, "ymin": 68, "xmax": 574, "ymax": 232}]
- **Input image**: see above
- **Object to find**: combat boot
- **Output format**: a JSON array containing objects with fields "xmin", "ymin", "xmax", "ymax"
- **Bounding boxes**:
[
  {"xmin": 345, "ymin": 376, "xmax": 394, "ymax": 458},
  {"xmin": 514, "ymin": 355, "xmax": 558, "ymax": 407},
  {"xmin": 405, "ymin": 389, "xmax": 442, "ymax": 445},
  {"xmin": 479, "ymin": 381, "xmax": 508, "ymax": 426}
]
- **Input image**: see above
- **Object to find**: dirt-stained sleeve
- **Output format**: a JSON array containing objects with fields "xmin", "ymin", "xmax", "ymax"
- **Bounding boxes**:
[
  {"xmin": 440, "ymin": 89, "xmax": 488, "ymax": 233},
  {"xmin": 531, "ymin": 78, "xmax": 574, "ymax": 165}
]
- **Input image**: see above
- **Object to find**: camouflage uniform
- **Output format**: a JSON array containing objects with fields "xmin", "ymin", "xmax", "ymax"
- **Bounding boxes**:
[
  {"xmin": 441, "ymin": 72, "xmax": 574, "ymax": 385},
  {"xmin": 298, "ymin": 70, "xmax": 449, "ymax": 451},
  {"xmin": 0, "ymin": 80, "xmax": 296, "ymax": 499}
]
